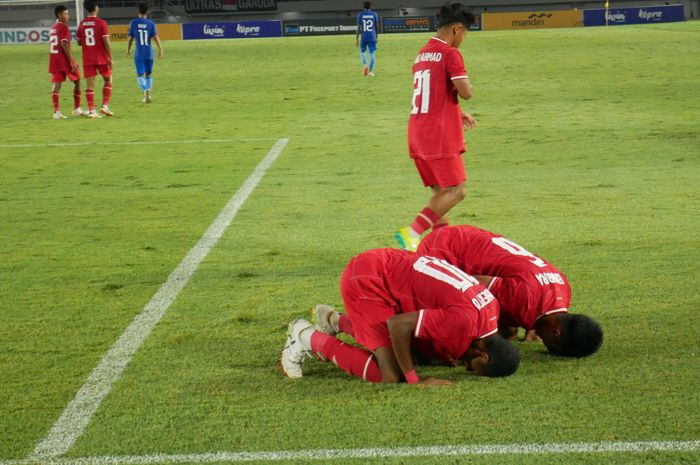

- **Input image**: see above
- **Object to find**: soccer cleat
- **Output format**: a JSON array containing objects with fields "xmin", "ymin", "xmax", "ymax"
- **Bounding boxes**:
[
  {"xmin": 143, "ymin": 90, "xmax": 152, "ymax": 104},
  {"xmin": 363, "ymin": 65, "xmax": 369, "ymax": 76},
  {"xmin": 100, "ymin": 105, "xmax": 113, "ymax": 117},
  {"xmin": 313, "ymin": 304, "xmax": 339, "ymax": 336},
  {"xmin": 72, "ymin": 107, "xmax": 87, "ymax": 116},
  {"xmin": 86, "ymin": 111, "xmax": 102, "ymax": 119},
  {"xmin": 280, "ymin": 319, "xmax": 313, "ymax": 378},
  {"xmin": 52, "ymin": 111, "xmax": 67, "ymax": 120},
  {"xmin": 368, "ymin": 72, "xmax": 375, "ymax": 77},
  {"xmin": 394, "ymin": 227, "xmax": 420, "ymax": 252}
]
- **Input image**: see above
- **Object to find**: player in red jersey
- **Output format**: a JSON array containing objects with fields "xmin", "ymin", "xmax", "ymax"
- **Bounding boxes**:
[
  {"xmin": 417, "ymin": 225, "xmax": 603, "ymax": 357},
  {"xmin": 48, "ymin": 5, "xmax": 85, "ymax": 119},
  {"xmin": 77, "ymin": 0, "xmax": 113, "ymax": 118},
  {"xmin": 281, "ymin": 248, "xmax": 519, "ymax": 384},
  {"xmin": 395, "ymin": 3, "xmax": 478, "ymax": 252}
]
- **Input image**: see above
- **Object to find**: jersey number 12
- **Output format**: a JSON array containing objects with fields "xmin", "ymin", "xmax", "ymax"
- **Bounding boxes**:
[{"xmin": 411, "ymin": 70, "xmax": 431, "ymax": 114}]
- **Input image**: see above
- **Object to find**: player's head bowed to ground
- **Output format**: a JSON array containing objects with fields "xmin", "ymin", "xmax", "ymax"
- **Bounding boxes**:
[{"xmin": 535, "ymin": 313, "xmax": 603, "ymax": 358}]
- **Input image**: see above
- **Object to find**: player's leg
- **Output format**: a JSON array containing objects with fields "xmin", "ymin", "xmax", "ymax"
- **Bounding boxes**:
[
  {"xmin": 360, "ymin": 39, "xmax": 369, "ymax": 75},
  {"xmin": 313, "ymin": 304, "xmax": 355, "ymax": 336},
  {"xmin": 368, "ymin": 41, "xmax": 376, "ymax": 76},
  {"xmin": 84, "ymin": 66, "xmax": 100, "ymax": 117},
  {"xmin": 396, "ymin": 158, "xmax": 466, "ymax": 251},
  {"xmin": 143, "ymin": 60, "xmax": 154, "ymax": 103},
  {"xmin": 50, "ymin": 77, "xmax": 66, "ymax": 119},
  {"xmin": 100, "ymin": 70, "xmax": 113, "ymax": 116},
  {"xmin": 71, "ymin": 73, "xmax": 85, "ymax": 116}
]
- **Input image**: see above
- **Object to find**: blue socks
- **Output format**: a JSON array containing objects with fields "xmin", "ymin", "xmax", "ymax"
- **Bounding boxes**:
[
  {"xmin": 360, "ymin": 52, "xmax": 367, "ymax": 66},
  {"xmin": 137, "ymin": 76, "xmax": 147, "ymax": 91},
  {"xmin": 369, "ymin": 51, "xmax": 375, "ymax": 72},
  {"xmin": 145, "ymin": 76, "xmax": 152, "ymax": 90}
]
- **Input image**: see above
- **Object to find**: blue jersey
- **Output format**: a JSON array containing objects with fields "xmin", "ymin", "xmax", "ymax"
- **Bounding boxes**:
[
  {"xmin": 357, "ymin": 9, "xmax": 379, "ymax": 42},
  {"xmin": 128, "ymin": 17, "xmax": 157, "ymax": 60}
]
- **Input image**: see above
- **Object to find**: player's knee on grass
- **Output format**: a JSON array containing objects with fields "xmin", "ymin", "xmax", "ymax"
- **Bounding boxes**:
[{"xmin": 546, "ymin": 314, "xmax": 603, "ymax": 358}]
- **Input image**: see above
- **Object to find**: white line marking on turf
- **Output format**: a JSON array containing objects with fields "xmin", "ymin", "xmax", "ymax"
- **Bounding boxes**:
[
  {"xmin": 2, "ymin": 440, "xmax": 698, "ymax": 465},
  {"xmin": 0, "ymin": 138, "xmax": 279, "ymax": 149},
  {"xmin": 27, "ymin": 138, "xmax": 290, "ymax": 462}
]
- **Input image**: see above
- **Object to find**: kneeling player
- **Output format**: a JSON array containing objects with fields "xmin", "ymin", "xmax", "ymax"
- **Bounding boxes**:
[
  {"xmin": 281, "ymin": 248, "xmax": 520, "ymax": 383},
  {"xmin": 417, "ymin": 225, "xmax": 603, "ymax": 357},
  {"xmin": 49, "ymin": 5, "xmax": 85, "ymax": 119}
]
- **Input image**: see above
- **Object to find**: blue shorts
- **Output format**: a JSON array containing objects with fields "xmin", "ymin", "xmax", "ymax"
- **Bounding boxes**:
[
  {"xmin": 134, "ymin": 59, "xmax": 154, "ymax": 76},
  {"xmin": 360, "ymin": 39, "xmax": 376, "ymax": 53}
]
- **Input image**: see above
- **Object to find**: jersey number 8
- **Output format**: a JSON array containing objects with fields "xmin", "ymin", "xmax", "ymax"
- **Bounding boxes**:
[{"xmin": 84, "ymin": 28, "xmax": 96, "ymax": 46}]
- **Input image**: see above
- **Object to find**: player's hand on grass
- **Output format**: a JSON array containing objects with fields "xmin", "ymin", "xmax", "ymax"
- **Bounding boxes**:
[
  {"xmin": 419, "ymin": 377, "xmax": 453, "ymax": 386},
  {"xmin": 523, "ymin": 330, "xmax": 541, "ymax": 342},
  {"xmin": 462, "ymin": 112, "xmax": 477, "ymax": 130}
]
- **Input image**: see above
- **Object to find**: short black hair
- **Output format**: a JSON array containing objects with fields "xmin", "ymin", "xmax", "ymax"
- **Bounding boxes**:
[
  {"xmin": 437, "ymin": 2, "xmax": 476, "ymax": 29},
  {"xmin": 83, "ymin": 0, "xmax": 98, "ymax": 13},
  {"xmin": 482, "ymin": 334, "xmax": 520, "ymax": 377},
  {"xmin": 549, "ymin": 314, "xmax": 603, "ymax": 357},
  {"xmin": 363, "ymin": 1, "xmax": 372, "ymax": 9},
  {"xmin": 54, "ymin": 5, "xmax": 68, "ymax": 18},
  {"xmin": 138, "ymin": 1, "xmax": 149, "ymax": 15}
]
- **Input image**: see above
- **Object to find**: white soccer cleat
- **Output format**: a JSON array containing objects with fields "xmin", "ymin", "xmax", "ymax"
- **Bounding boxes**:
[
  {"xmin": 314, "ymin": 304, "xmax": 339, "ymax": 336},
  {"xmin": 86, "ymin": 110, "xmax": 102, "ymax": 119},
  {"xmin": 143, "ymin": 90, "xmax": 152, "ymax": 104},
  {"xmin": 53, "ymin": 111, "xmax": 67, "ymax": 120},
  {"xmin": 72, "ymin": 107, "xmax": 87, "ymax": 116},
  {"xmin": 280, "ymin": 319, "xmax": 312, "ymax": 378},
  {"xmin": 368, "ymin": 72, "xmax": 375, "ymax": 77},
  {"xmin": 100, "ymin": 105, "xmax": 113, "ymax": 117}
]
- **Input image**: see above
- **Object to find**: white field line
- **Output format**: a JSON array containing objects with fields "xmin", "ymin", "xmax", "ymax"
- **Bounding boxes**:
[
  {"xmin": 1, "ymin": 440, "xmax": 698, "ymax": 465},
  {"xmin": 0, "ymin": 138, "xmax": 280, "ymax": 149},
  {"xmin": 27, "ymin": 138, "xmax": 290, "ymax": 461}
]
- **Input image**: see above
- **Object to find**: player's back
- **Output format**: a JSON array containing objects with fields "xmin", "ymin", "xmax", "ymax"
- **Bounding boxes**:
[
  {"xmin": 78, "ymin": 16, "xmax": 108, "ymax": 65},
  {"xmin": 129, "ymin": 17, "xmax": 156, "ymax": 60},
  {"xmin": 357, "ymin": 9, "xmax": 378, "ymax": 41},
  {"xmin": 408, "ymin": 38, "xmax": 467, "ymax": 159}
]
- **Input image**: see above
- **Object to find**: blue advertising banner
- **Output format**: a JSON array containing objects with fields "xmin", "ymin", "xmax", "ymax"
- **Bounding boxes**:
[
  {"xmin": 584, "ymin": 4, "xmax": 684, "ymax": 26},
  {"xmin": 182, "ymin": 20, "xmax": 281, "ymax": 40}
]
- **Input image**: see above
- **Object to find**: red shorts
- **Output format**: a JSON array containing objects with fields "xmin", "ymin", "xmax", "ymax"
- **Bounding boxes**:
[
  {"xmin": 340, "ymin": 256, "xmax": 396, "ymax": 351},
  {"xmin": 50, "ymin": 68, "xmax": 81, "ymax": 83},
  {"xmin": 84, "ymin": 64, "xmax": 112, "ymax": 78},
  {"xmin": 413, "ymin": 156, "xmax": 466, "ymax": 188}
]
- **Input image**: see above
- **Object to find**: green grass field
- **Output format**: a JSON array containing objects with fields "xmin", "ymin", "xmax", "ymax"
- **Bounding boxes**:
[{"xmin": 0, "ymin": 21, "xmax": 699, "ymax": 465}]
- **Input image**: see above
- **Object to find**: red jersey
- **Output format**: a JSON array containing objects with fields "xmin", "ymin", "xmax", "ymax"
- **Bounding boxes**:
[
  {"xmin": 418, "ymin": 225, "xmax": 571, "ymax": 329},
  {"xmin": 408, "ymin": 37, "xmax": 469, "ymax": 160},
  {"xmin": 77, "ymin": 16, "xmax": 110, "ymax": 66},
  {"xmin": 48, "ymin": 21, "xmax": 72, "ymax": 73},
  {"xmin": 340, "ymin": 248, "xmax": 499, "ymax": 361}
]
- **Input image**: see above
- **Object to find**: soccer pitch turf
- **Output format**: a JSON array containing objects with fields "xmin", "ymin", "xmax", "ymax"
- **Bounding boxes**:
[{"xmin": 0, "ymin": 21, "xmax": 699, "ymax": 465}]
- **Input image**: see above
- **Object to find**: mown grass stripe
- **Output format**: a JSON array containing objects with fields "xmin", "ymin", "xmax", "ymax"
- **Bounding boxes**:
[
  {"xmin": 0, "ymin": 138, "xmax": 279, "ymax": 148},
  {"xmin": 27, "ymin": 138, "xmax": 290, "ymax": 461}
]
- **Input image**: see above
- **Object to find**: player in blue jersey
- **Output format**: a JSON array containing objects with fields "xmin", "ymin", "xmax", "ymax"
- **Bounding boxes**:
[
  {"xmin": 356, "ymin": 1, "xmax": 379, "ymax": 76},
  {"xmin": 126, "ymin": 2, "xmax": 163, "ymax": 103}
]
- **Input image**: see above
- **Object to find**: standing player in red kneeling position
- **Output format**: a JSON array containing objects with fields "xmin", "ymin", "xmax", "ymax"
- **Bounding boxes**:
[
  {"xmin": 281, "ymin": 248, "xmax": 519, "ymax": 384},
  {"xmin": 395, "ymin": 3, "xmax": 477, "ymax": 252},
  {"xmin": 48, "ymin": 5, "xmax": 85, "ymax": 119},
  {"xmin": 417, "ymin": 225, "xmax": 603, "ymax": 357},
  {"xmin": 77, "ymin": 0, "xmax": 113, "ymax": 118}
]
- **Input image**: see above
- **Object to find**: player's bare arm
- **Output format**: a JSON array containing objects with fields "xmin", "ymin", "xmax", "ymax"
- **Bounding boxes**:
[
  {"xmin": 453, "ymin": 77, "xmax": 473, "ymax": 100},
  {"xmin": 103, "ymin": 35, "xmax": 112, "ymax": 68},
  {"xmin": 387, "ymin": 313, "xmax": 452, "ymax": 385},
  {"xmin": 371, "ymin": 346, "xmax": 402, "ymax": 383},
  {"xmin": 126, "ymin": 36, "xmax": 133, "ymax": 57},
  {"xmin": 60, "ymin": 39, "xmax": 78, "ymax": 72},
  {"xmin": 154, "ymin": 36, "xmax": 164, "ymax": 59}
]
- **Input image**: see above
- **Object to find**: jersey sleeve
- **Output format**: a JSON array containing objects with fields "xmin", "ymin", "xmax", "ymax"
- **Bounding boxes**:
[
  {"xmin": 76, "ymin": 24, "xmax": 83, "ymax": 44},
  {"xmin": 445, "ymin": 48, "xmax": 468, "ymax": 81},
  {"xmin": 151, "ymin": 21, "xmax": 158, "ymax": 37},
  {"xmin": 128, "ymin": 20, "xmax": 135, "ymax": 37},
  {"xmin": 99, "ymin": 18, "xmax": 109, "ymax": 37},
  {"xmin": 413, "ymin": 308, "xmax": 476, "ymax": 360}
]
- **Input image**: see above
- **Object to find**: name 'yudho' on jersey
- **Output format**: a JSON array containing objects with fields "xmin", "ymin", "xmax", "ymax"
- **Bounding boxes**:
[{"xmin": 408, "ymin": 37, "xmax": 469, "ymax": 160}]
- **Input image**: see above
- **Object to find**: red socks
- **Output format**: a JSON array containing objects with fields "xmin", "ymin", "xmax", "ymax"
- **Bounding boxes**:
[
  {"xmin": 51, "ymin": 92, "xmax": 59, "ymax": 112},
  {"xmin": 338, "ymin": 313, "xmax": 354, "ymax": 336},
  {"xmin": 432, "ymin": 222, "xmax": 449, "ymax": 231},
  {"xmin": 103, "ymin": 83, "xmax": 112, "ymax": 106},
  {"xmin": 73, "ymin": 90, "xmax": 81, "ymax": 109},
  {"xmin": 310, "ymin": 332, "xmax": 381, "ymax": 383},
  {"xmin": 410, "ymin": 207, "xmax": 440, "ymax": 235},
  {"xmin": 86, "ymin": 89, "xmax": 95, "ymax": 111}
]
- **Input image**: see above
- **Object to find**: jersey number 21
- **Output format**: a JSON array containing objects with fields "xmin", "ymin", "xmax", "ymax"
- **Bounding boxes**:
[{"xmin": 411, "ymin": 70, "xmax": 431, "ymax": 114}]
